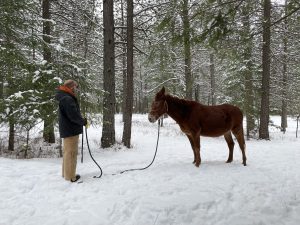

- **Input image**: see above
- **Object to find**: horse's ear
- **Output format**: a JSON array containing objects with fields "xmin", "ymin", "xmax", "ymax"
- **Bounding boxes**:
[
  {"xmin": 155, "ymin": 86, "xmax": 166, "ymax": 100},
  {"xmin": 158, "ymin": 86, "xmax": 166, "ymax": 97}
]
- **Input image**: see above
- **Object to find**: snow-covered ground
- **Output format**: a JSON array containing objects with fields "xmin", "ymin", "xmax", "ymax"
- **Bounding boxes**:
[{"xmin": 1, "ymin": 115, "xmax": 300, "ymax": 225}]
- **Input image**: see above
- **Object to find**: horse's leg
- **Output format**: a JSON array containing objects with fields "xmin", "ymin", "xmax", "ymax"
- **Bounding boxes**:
[
  {"xmin": 224, "ymin": 132, "xmax": 235, "ymax": 163},
  {"xmin": 232, "ymin": 125, "xmax": 247, "ymax": 166},
  {"xmin": 186, "ymin": 135, "xmax": 196, "ymax": 164},
  {"xmin": 193, "ymin": 135, "xmax": 201, "ymax": 167}
]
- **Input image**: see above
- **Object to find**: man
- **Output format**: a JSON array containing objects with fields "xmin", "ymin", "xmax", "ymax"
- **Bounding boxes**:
[{"xmin": 55, "ymin": 79, "xmax": 86, "ymax": 182}]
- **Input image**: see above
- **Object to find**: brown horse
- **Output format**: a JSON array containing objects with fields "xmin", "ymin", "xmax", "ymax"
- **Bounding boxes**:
[{"xmin": 148, "ymin": 87, "xmax": 246, "ymax": 167}]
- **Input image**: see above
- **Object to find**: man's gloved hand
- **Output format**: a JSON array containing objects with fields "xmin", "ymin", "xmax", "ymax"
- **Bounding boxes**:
[{"xmin": 83, "ymin": 118, "xmax": 88, "ymax": 126}]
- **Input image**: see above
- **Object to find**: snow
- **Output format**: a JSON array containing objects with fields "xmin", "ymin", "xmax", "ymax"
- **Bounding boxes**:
[
  {"xmin": 53, "ymin": 77, "xmax": 63, "ymax": 84},
  {"xmin": 1, "ymin": 115, "xmax": 300, "ymax": 225},
  {"xmin": 41, "ymin": 60, "xmax": 47, "ymax": 66},
  {"xmin": 58, "ymin": 37, "xmax": 64, "ymax": 44},
  {"xmin": 54, "ymin": 44, "xmax": 62, "ymax": 52},
  {"xmin": 68, "ymin": 63, "xmax": 83, "ymax": 72},
  {"xmin": 4, "ymin": 108, "xmax": 10, "ymax": 115},
  {"xmin": 14, "ymin": 91, "xmax": 23, "ymax": 98}
]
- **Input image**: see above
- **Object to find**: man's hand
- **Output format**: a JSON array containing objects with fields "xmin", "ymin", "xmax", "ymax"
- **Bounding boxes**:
[{"xmin": 83, "ymin": 118, "xmax": 88, "ymax": 126}]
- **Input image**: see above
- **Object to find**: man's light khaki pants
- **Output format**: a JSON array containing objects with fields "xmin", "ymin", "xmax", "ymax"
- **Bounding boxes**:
[{"xmin": 62, "ymin": 135, "xmax": 79, "ymax": 181}]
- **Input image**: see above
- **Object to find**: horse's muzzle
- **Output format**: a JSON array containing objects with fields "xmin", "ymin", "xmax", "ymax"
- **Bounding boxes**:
[{"xmin": 148, "ymin": 114, "xmax": 156, "ymax": 123}]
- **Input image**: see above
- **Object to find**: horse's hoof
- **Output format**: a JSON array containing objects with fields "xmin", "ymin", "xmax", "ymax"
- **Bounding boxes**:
[
  {"xmin": 226, "ymin": 160, "xmax": 232, "ymax": 163},
  {"xmin": 195, "ymin": 163, "xmax": 200, "ymax": 167}
]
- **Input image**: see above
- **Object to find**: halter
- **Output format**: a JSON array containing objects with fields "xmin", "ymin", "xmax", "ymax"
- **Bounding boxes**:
[
  {"xmin": 164, "ymin": 100, "xmax": 168, "ymax": 113},
  {"xmin": 150, "ymin": 99, "xmax": 168, "ymax": 117}
]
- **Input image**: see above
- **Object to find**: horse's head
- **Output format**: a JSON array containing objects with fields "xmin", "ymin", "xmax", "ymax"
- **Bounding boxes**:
[{"xmin": 148, "ymin": 87, "xmax": 168, "ymax": 123}]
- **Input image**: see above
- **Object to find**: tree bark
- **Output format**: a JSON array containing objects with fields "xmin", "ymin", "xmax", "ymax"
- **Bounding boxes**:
[
  {"xmin": 42, "ymin": 0, "xmax": 55, "ymax": 143},
  {"xmin": 8, "ymin": 118, "xmax": 14, "ymax": 151},
  {"xmin": 42, "ymin": 0, "xmax": 51, "ymax": 60},
  {"xmin": 281, "ymin": 0, "xmax": 288, "ymax": 133},
  {"xmin": 182, "ymin": 0, "xmax": 193, "ymax": 100},
  {"xmin": 122, "ymin": 0, "xmax": 134, "ymax": 148},
  {"xmin": 0, "ymin": 69, "xmax": 3, "ymax": 100},
  {"xmin": 259, "ymin": 0, "xmax": 271, "ymax": 140},
  {"xmin": 241, "ymin": 4, "xmax": 255, "ymax": 139},
  {"xmin": 43, "ymin": 119, "xmax": 55, "ymax": 143},
  {"xmin": 209, "ymin": 53, "xmax": 216, "ymax": 105},
  {"xmin": 101, "ymin": 0, "xmax": 116, "ymax": 148},
  {"xmin": 138, "ymin": 65, "xmax": 144, "ymax": 113},
  {"xmin": 121, "ymin": 0, "xmax": 127, "ymax": 120}
]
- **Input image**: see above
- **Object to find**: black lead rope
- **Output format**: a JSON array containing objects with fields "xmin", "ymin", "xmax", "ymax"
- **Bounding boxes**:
[
  {"xmin": 81, "ymin": 118, "xmax": 162, "ymax": 178},
  {"xmin": 83, "ymin": 125, "xmax": 103, "ymax": 178},
  {"xmin": 81, "ymin": 131, "xmax": 84, "ymax": 163},
  {"xmin": 116, "ymin": 118, "xmax": 162, "ymax": 175}
]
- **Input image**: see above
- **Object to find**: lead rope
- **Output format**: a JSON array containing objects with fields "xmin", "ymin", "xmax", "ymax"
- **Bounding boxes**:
[
  {"xmin": 81, "ymin": 131, "xmax": 84, "ymax": 163},
  {"xmin": 85, "ymin": 125, "xmax": 103, "ymax": 178},
  {"xmin": 82, "ymin": 118, "xmax": 162, "ymax": 178},
  {"xmin": 116, "ymin": 118, "xmax": 162, "ymax": 175}
]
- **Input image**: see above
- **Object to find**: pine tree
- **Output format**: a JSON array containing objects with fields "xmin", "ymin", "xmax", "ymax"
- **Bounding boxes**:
[
  {"xmin": 122, "ymin": 0, "xmax": 134, "ymax": 148},
  {"xmin": 101, "ymin": 0, "xmax": 116, "ymax": 148},
  {"xmin": 280, "ymin": 0, "xmax": 288, "ymax": 133},
  {"xmin": 42, "ymin": 0, "xmax": 55, "ymax": 143},
  {"xmin": 181, "ymin": 0, "xmax": 193, "ymax": 100},
  {"xmin": 259, "ymin": 0, "xmax": 271, "ymax": 140},
  {"xmin": 0, "ymin": 0, "xmax": 40, "ymax": 151}
]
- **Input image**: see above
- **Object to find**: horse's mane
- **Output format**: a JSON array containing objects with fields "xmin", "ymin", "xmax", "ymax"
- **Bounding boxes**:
[{"xmin": 165, "ymin": 94, "xmax": 196, "ymax": 106}]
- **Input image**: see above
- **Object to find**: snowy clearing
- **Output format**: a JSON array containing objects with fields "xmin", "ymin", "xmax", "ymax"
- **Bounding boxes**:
[{"xmin": 1, "ymin": 115, "xmax": 300, "ymax": 225}]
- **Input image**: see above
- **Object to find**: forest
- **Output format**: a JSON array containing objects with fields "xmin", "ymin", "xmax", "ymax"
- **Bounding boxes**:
[{"xmin": 0, "ymin": 0, "xmax": 300, "ymax": 156}]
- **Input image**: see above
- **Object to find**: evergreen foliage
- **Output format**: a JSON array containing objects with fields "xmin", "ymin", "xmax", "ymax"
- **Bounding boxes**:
[{"xmin": 1, "ymin": 0, "xmax": 300, "ymax": 153}]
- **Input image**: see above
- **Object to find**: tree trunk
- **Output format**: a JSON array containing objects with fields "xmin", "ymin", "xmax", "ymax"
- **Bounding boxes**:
[
  {"xmin": 101, "ymin": 0, "xmax": 116, "ymax": 148},
  {"xmin": 241, "ymin": 4, "xmax": 255, "ymax": 139},
  {"xmin": 42, "ymin": 0, "xmax": 55, "ymax": 143},
  {"xmin": 43, "ymin": 118, "xmax": 55, "ymax": 143},
  {"xmin": 297, "ymin": 115, "xmax": 299, "ymax": 138},
  {"xmin": 143, "ymin": 82, "xmax": 148, "ymax": 113},
  {"xmin": 182, "ymin": 0, "xmax": 193, "ymax": 100},
  {"xmin": 259, "ymin": 0, "xmax": 271, "ymax": 140},
  {"xmin": 42, "ymin": 0, "xmax": 51, "ymax": 60},
  {"xmin": 0, "ymin": 70, "xmax": 3, "ymax": 100},
  {"xmin": 209, "ymin": 53, "xmax": 216, "ymax": 105},
  {"xmin": 121, "ymin": 0, "xmax": 127, "ymax": 120},
  {"xmin": 244, "ymin": 63, "xmax": 255, "ymax": 139},
  {"xmin": 25, "ymin": 129, "xmax": 30, "ymax": 159},
  {"xmin": 138, "ymin": 65, "xmax": 143, "ymax": 113},
  {"xmin": 8, "ymin": 118, "xmax": 14, "ymax": 151},
  {"xmin": 281, "ymin": 0, "xmax": 288, "ymax": 133},
  {"xmin": 195, "ymin": 83, "xmax": 200, "ymax": 102},
  {"xmin": 122, "ymin": 0, "xmax": 134, "ymax": 148}
]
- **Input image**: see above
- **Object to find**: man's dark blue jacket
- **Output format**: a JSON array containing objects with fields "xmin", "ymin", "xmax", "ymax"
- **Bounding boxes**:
[{"xmin": 55, "ymin": 88, "xmax": 84, "ymax": 138}]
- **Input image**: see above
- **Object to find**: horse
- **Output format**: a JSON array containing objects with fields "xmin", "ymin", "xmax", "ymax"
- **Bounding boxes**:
[{"xmin": 148, "ymin": 87, "xmax": 247, "ymax": 167}]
